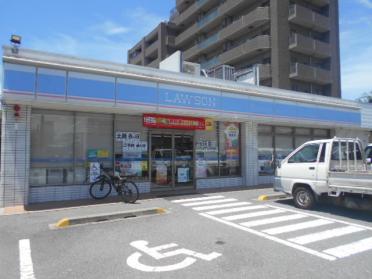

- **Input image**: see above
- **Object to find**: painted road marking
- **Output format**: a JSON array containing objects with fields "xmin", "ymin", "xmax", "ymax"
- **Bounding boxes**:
[
  {"xmin": 192, "ymin": 202, "xmax": 251, "ymax": 211},
  {"xmin": 323, "ymin": 237, "xmax": 372, "ymax": 258},
  {"xmin": 223, "ymin": 209, "xmax": 284, "ymax": 221},
  {"xmin": 199, "ymin": 213, "xmax": 337, "ymax": 261},
  {"xmin": 172, "ymin": 195, "xmax": 225, "ymax": 203},
  {"xmin": 19, "ymin": 239, "xmax": 36, "ymax": 279},
  {"xmin": 262, "ymin": 219, "xmax": 334, "ymax": 235},
  {"xmin": 182, "ymin": 198, "xmax": 237, "ymax": 207},
  {"xmin": 240, "ymin": 214, "xmax": 307, "ymax": 228},
  {"xmin": 174, "ymin": 195, "xmax": 372, "ymax": 260},
  {"xmin": 127, "ymin": 240, "xmax": 221, "ymax": 272},
  {"xmin": 206, "ymin": 205, "xmax": 267, "ymax": 216},
  {"xmin": 289, "ymin": 226, "xmax": 366, "ymax": 245}
]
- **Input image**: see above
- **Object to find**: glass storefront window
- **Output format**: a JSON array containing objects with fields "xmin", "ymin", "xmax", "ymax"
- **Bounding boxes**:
[
  {"xmin": 74, "ymin": 113, "xmax": 113, "ymax": 184},
  {"xmin": 30, "ymin": 112, "xmax": 246, "ymax": 186},
  {"xmin": 114, "ymin": 115, "xmax": 149, "ymax": 181},
  {"xmin": 258, "ymin": 134, "xmax": 275, "ymax": 176},
  {"xmin": 195, "ymin": 123, "xmax": 219, "ymax": 178},
  {"xmin": 30, "ymin": 111, "xmax": 74, "ymax": 185},
  {"xmin": 275, "ymin": 135, "xmax": 293, "ymax": 162},
  {"xmin": 219, "ymin": 122, "xmax": 241, "ymax": 176},
  {"xmin": 258, "ymin": 125, "xmax": 330, "ymax": 176}
]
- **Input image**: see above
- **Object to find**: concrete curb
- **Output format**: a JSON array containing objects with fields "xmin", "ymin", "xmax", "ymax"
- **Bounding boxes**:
[
  {"xmin": 258, "ymin": 194, "xmax": 288, "ymax": 201},
  {"xmin": 52, "ymin": 207, "xmax": 167, "ymax": 229}
]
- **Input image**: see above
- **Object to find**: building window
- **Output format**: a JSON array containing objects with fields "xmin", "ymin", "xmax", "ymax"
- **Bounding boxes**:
[
  {"xmin": 258, "ymin": 125, "xmax": 330, "ymax": 176},
  {"xmin": 196, "ymin": 121, "xmax": 241, "ymax": 178},
  {"xmin": 219, "ymin": 122, "xmax": 241, "ymax": 176},
  {"xmin": 74, "ymin": 113, "xmax": 114, "ymax": 184},
  {"xmin": 258, "ymin": 126, "xmax": 274, "ymax": 176},
  {"xmin": 195, "ymin": 122, "xmax": 219, "ymax": 178},
  {"xmin": 30, "ymin": 111, "xmax": 75, "ymax": 185},
  {"xmin": 30, "ymin": 110, "xmax": 114, "ymax": 186},
  {"xmin": 114, "ymin": 115, "xmax": 149, "ymax": 181}
]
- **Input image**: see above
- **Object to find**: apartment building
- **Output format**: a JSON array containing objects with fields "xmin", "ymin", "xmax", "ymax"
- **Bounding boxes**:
[{"xmin": 128, "ymin": 0, "xmax": 341, "ymax": 98}]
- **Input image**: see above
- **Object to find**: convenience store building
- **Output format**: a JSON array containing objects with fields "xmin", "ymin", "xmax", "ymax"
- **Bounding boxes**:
[{"xmin": 1, "ymin": 46, "xmax": 371, "ymax": 208}]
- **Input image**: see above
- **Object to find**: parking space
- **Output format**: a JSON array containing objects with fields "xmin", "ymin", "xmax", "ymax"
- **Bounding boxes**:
[{"xmin": 1, "ymin": 189, "xmax": 372, "ymax": 279}]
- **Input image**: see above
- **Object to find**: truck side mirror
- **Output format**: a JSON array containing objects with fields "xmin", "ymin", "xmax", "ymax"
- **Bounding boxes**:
[{"xmin": 277, "ymin": 160, "xmax": 281, "ymax": 168}]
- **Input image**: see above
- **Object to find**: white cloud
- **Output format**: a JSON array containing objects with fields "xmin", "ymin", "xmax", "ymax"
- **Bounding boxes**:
[
  {"xmin": 91, "ymin": 20, "xmax": 130, "ymax": 36},
  {"xmin": 28, "ymin": 32, "xmax": 130, "ymax": 63},
  {"xmin": 125, "ymin": 7, "xmax": 168, "ymax": 35},
  {"xmin": 340, "ymin": 29, "xmax": 372, "ymax": 100},
  {"xmin": 23, "ymin": 7, "xmax": 169, "ymax": 64},
  {"xmin": 358, "ymin": 0, "xmax": 372, "ymax": 8}
]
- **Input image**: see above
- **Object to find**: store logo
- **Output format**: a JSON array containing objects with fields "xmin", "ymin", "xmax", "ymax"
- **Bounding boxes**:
[{"xmin": 163, "ymin": 92, "xmax": 217, "ymax": 108}]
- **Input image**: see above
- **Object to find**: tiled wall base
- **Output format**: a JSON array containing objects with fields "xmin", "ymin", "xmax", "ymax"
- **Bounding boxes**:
[
  {"xmin": 29, "ymin": 182, "xmax": 151, "ymax": 204},
  {"xmin": 258, "ymin": 176, "xmax": 274, "ymax": 185},
  {"xmin": 196, "ymin": 177, "xmax": 243, "ymax": 189}
]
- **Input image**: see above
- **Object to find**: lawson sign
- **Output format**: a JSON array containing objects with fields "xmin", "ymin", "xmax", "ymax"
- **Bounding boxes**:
[{"xmin": 2, "ymin": 62, "xmax": 361, "ymax": 126}]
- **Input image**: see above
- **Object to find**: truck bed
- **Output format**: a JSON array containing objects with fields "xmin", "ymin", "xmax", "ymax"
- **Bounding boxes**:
[{"xmin": 328, "ymin": 171, "xmax": 372, "ymax": 195}]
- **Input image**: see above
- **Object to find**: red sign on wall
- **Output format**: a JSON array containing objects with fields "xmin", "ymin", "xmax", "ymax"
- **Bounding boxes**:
[{"xmin": 143, "ymin": 114, "xmax": 206, "ymax": 130}]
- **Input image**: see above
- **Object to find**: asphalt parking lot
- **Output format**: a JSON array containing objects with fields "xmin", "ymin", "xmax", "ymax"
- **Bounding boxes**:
[{"xmin": 1, "ymin": 188, "xmax": 371, "ymax": 279}]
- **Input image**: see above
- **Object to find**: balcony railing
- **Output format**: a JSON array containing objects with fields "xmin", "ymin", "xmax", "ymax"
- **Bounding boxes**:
[
  {"xmin": 171, "ymin": 0, "xmax": 215, "ymax": 26},
  {"xmin": 220, "ymin": 7, "xmax": 270, "ymax": 41},
  {"xmin": 290, "ymin": 63, "xmax": 332, "ymax": 84},
  {"xmin": 219, "ymin": 35, "xmax": 271, "ymax": 65},
  {"xmin": 197, "ymin": 7, "xmax": 219, "ymax": 27},
  {"xmin": 201, "ymin": 57, "xmax": 220, "ymax": 69},
  {"xmin": 289, "ymin": 4, "xmax": 330, "ymax": 32},
  {"xmin": 289, "ymin": 33, "xmax": 330, "ymax": 58}
]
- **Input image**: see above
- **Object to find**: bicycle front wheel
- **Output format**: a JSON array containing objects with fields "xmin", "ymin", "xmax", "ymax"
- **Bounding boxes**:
[
  {"xmin": 121, "ymin": 181, "xmax": 139, "ymax": 203},
  {"xmin": 89, "ymin": 179, "xmax": 112, "ymax": 199}
]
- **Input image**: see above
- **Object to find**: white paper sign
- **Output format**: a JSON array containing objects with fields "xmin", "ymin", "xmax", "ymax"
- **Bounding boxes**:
[
  {"xmin": 89, "ymin": 162, "xmax": 101, "ymax": 183},
  {"xmin": 116, "ymin": 132, "xmax": 141, "ymax": 142},
  {"xmin": 177, "ymin": 168, "xmax": 189, "ymax": 183},
  {"xmin": 123, "ymin": 141, "xmax": 148, "ymax": 152}
]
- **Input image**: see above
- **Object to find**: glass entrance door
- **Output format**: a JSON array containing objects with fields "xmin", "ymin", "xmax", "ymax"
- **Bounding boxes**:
[
  {"xmin": 151, "ymin": 134, "xmax": 173, "ymax": 188},
  {"xmin": 174, "ymin": 134, "xmax": 193, "ymax": 188},
  {"xmin": 150, "ymin": 132, "xmax": 194, "ymax": 190}
]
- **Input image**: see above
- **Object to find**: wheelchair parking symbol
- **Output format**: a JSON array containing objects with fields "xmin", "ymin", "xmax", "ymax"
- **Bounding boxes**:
[{"xmin": 126, "ymin": 240, "xmax": 222, "ymax": 272}]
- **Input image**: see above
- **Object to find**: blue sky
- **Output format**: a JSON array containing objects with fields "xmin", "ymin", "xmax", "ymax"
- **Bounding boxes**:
[{"xmin": 0, "ymin": 0, "xmax": 371, "ymax": 100}]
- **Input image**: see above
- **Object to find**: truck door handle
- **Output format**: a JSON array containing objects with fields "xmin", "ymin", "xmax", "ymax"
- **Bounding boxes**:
[{"xmin": 309, "ymin": 167, "xmax": 315, "ymax": 170}]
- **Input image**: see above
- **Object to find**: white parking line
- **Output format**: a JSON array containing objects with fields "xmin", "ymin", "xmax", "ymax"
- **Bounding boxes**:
[
  {"xmin": 182, "ymin": 198, "xmax": 237, "ymax": 207},
  {"xmin": 19, "ymin": 239, "xmax": 35, "ymax": 279},
  {"xmin": 240, "ymin": 214, "xmax": 307, "ymax": 228},
  {"xmin": 289, "ymin": 226, "xmax": 365, "ymax": 245},
  {"xmin": 200, "ymin": 213, "xmax": 337, "ymax": 261},
  {"xmin": 172, "ymin": 196, "xmax": 225, "ymax": 203},
  {"xmin": 193, "ymin": 202, "xmax": 251, "ymax": 211},
  {"xmin": 262, "ymin": 219, "xmax": 333, "ymax": 235},
  {"xmin": 323, "ymin": 237, "xmax": 372, "ymax": 258},
  {"xmin": 223, "ymin": 209, "xmax": 284, "ymax": 221},
  {"xmin": 206, "ymin": 205, "xmax": 267, "ymax": 216}
]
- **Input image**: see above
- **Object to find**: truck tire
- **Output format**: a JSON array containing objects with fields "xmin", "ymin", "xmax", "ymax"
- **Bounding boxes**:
[{"xmin": 293, "ymin": 186, "xmax": 315, "ymax": 210}]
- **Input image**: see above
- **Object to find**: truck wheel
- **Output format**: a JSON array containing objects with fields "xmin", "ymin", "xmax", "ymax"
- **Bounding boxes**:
[{"xmin": 293, "ymin": 186, "xmax": 315, "ymax": 209}]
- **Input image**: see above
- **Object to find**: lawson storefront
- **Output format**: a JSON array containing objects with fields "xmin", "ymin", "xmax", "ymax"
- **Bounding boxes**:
[{"xmin": 1, "ymin": 46, "xmax": 371, "ymax": 208}]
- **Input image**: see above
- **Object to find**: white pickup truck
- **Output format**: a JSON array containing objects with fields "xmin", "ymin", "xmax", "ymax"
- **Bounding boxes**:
[{"xmin": 274, "ymin": 138, "xmax": 372, "ymax": 209}]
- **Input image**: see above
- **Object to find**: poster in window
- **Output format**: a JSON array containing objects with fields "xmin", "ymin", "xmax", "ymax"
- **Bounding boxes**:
[
  {"xmin": 196, "ymin": 160, "xmax": 207, "ymax": 178},
  {"xmin": 224, "ymin": 123, "xmax": 239, "ymax": 159},
  {"xmin": 177, "ymin": 167, "xmax": 190, "ymax": 183},
  {"xmin": 156, "ymin": 163, "xmax": 168, "ymax": 185},
  {"xmin": 117, "ymin": 161, "xmax": 142, "ymax": 177},
  {"xmin": 89, "ymin": 162, "xmax": 101, "ymax": 183}
]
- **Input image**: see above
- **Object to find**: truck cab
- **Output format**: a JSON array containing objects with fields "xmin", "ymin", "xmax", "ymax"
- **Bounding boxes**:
[{"xmin": 274, "ymin": 138, "xmax": 371, "ymax": 209}]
